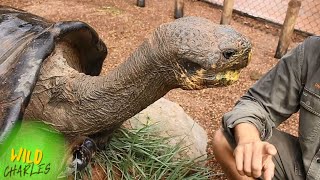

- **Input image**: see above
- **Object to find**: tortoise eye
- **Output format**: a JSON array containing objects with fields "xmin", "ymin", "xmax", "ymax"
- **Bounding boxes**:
[{"xmin": 223, "ymin": 49, "xmax": 236, "ymax": 59}]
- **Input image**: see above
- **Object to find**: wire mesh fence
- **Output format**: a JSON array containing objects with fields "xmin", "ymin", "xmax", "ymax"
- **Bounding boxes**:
[{"xmin": 203, "ymin": 0, "xmax": 320, "ymax": 35}]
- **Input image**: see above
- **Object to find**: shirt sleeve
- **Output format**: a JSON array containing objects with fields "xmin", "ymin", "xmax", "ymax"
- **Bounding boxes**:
[{"xmin": 223, "ymin": 41, "xmax": 305, "ymax": 141}]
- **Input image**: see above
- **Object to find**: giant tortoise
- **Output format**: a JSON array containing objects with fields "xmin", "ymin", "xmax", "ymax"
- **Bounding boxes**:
[{"xmin": 0, "ymin": 5, "xmax": 251, "ymax": 172}]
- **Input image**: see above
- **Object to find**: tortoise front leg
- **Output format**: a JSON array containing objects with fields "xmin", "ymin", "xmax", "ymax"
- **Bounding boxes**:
[
  {"xmin": 60, "ymin": 137, "xmax": 97, "ymax": 178},
  {"xmin": 72, "ymin": 137, "xmax": 97, "ymax": 170}
]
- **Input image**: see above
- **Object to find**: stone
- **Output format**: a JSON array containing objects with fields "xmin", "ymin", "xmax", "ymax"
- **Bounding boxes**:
[{"xmin": 125, "ymin": 98, "xmax": 208, "ymax": 162}]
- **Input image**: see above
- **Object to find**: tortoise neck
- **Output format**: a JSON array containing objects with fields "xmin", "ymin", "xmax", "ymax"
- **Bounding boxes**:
[
  {"xmin": 96, "ymin": 40, "xmax": 177, "ymax": 127},
  {"xmin": 26, "ymin": 40, "xmax": 179, "ymax": 136},
  {"xmin": 107, "ymin": 40, "xmax": 176, "ymax": 86}
]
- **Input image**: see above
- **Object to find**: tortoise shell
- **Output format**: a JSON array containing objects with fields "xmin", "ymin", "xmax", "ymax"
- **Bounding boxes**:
[{"xmin": 0, "ymin": 6, "xmax": 107, "ymax": 147}]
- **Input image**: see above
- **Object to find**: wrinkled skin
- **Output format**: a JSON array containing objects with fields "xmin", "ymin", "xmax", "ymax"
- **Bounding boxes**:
[
  {"xmin": 0, "ymin": 6, "xmax": 107, "ymax": 148},
  {"xmin": 0, "ymin": 8, "xmax": 251, "ymax": 173},
  {"xmin": 25, "ymin": 17, "xmax": 251, "ymax": 138}
]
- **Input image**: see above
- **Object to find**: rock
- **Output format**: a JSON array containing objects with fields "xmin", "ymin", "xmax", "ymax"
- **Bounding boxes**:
[{"xmin": 125, "ymin": 98, "xmax": 208, "ymax": 163}]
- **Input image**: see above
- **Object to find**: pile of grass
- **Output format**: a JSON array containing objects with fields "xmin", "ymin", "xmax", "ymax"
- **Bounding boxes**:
[{"xmin": 77, "ymin": 125, "xmax": 214, "ymax": 180}]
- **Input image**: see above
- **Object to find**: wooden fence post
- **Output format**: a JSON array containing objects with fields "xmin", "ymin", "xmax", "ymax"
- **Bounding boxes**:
[
  {"xmin": 220, "ymin": 0, "xmax": 235, "ymax": 25},
  {"xmin": 137, "ymin": 0, "xmax": 145, "ymax": 7},
  {"xmin": 174, "ymin": 0, "xmax": 184, "ymax": 19},
  {"xmin": 275, "ymin": 0, "xmax": 301, "ymax": 59}
]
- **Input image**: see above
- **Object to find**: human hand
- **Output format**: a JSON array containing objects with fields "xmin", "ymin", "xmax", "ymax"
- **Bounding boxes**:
[{"xmin": 233, "ymin": 141, "xmax": 277, "ymax": 180}]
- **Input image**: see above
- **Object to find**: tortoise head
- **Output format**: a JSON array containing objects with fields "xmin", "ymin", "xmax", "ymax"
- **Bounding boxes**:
[{"xmin": 152, "ymin": 16, "xmax": 252, "ymax": 90}]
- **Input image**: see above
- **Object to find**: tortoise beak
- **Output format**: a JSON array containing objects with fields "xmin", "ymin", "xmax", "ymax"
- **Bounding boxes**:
[
  {"xmin": 248, "ymin": 50, "xmax": 252, "ymax": 63},
  {"xmin": 203, "ymin": 70, "xmax": 241, "ymax": 87},
  {"xmin": 202, "ymin": 48, "xmax": 252, "ymax": 87}
]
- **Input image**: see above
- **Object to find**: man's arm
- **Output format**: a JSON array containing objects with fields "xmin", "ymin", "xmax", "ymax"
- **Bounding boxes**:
[
  {"xmin": 222, "ymin": 39, "xmax": 307, "ymax": 179},
  {"xmin": 223, "ymin": 41, "xmax": 304, "ymax": 141}
]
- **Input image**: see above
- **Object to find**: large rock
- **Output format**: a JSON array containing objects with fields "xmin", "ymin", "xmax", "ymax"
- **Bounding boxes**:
[{"xmin": 125, "ymin": 98, "xmax": 208, "ymax": 162}]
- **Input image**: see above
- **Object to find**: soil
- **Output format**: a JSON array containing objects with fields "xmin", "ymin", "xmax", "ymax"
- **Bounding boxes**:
[{"xmin": 0, "ymin": 0, "xmax": 304, "ymax": 179}]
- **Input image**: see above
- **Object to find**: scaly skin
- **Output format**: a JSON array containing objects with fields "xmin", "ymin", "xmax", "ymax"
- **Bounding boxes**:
[{"xmin": 25, "ymin": 17, "xmax": 252, "ymax": 138}]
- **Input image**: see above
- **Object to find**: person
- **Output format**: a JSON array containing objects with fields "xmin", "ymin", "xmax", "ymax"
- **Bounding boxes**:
[{"xmin": 212, "ymin": 36, "xmax": 320, "ymax": 180}]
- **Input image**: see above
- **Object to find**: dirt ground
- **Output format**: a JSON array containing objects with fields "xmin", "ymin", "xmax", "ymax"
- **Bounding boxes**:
[{"xmin": 0, "ymin": 0, "xmax": 304, "ymax": 179}]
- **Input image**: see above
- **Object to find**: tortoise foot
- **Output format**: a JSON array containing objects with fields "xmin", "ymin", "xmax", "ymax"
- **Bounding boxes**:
[
  {"xmin": 59, "ymin": 137, "xmax": 97, "ymax": 178},
  {"xmin": 71, "ymin": 137, "xmax": 97, "ymax": 170}
]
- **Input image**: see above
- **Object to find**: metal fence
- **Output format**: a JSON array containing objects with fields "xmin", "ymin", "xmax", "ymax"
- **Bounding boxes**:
[{"xmin": 203, "ymin": 0, "xmax": 320, "ymax": 35}]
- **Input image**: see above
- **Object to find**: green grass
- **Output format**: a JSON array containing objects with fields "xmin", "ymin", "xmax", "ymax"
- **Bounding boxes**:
[{"xmin": 76, "ymin": 125, "xmax": 214, "ymax": 180}]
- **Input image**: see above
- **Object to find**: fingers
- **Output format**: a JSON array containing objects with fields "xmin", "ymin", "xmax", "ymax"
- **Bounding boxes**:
[
  {"xmin": 234, "ymin": 146, "xmax": 245, "ymax": 176},
  {"xmin": 252, "ymin": 142, "xmax": 277, "ymax": 178},
  {"xmin": 263, "ymin": 155, "xmax": 275, "ymax": 180},
  {"xmin": 234, "ymin": 142, "xmax": 277, "ymax": 179},
  {"xmin": 243, "ymin": 144, "xmax": 253, "ymax": 176},
  {"xmin": 234, "ymin": 143, "xmax": 254, "ymax": 177},
  {"xmin": 264, "ymin": 143, "xmax": 277, "ymax": 156},
  {"xmin": 251, "ymin": 143, "xmax": 263, "ymax": 178}
]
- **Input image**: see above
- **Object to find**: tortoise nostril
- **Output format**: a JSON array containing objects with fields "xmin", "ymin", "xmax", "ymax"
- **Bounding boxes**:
[{"xmin": 223, "ymin": 49, "xmax": 236, "ymax": 59}]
